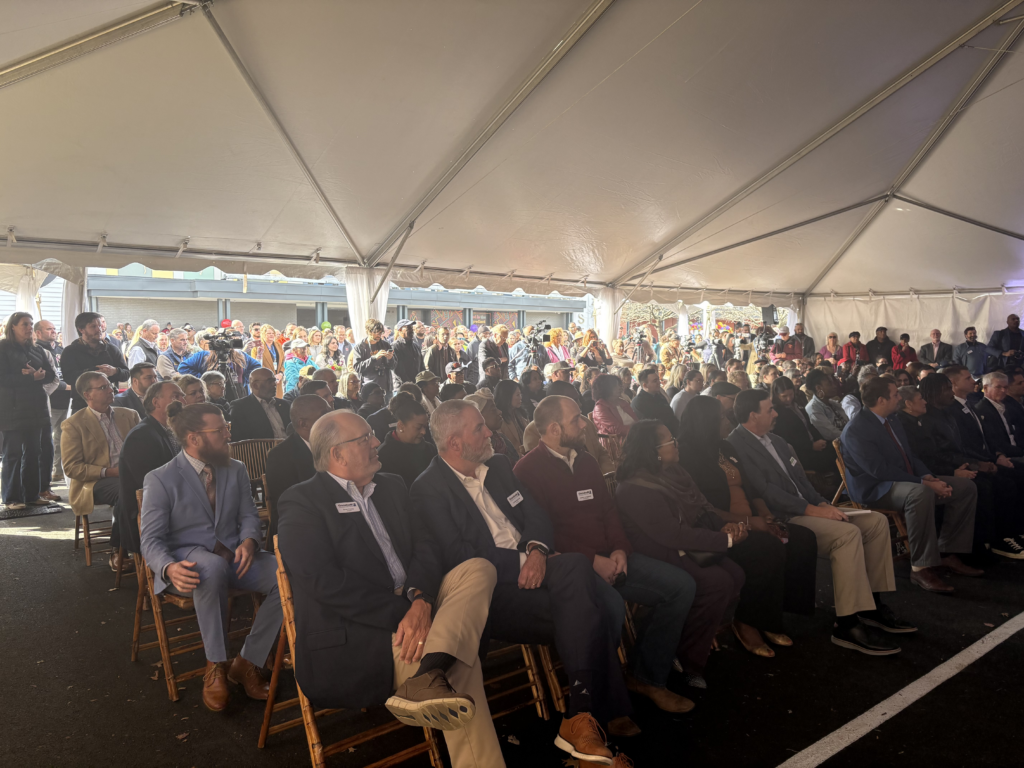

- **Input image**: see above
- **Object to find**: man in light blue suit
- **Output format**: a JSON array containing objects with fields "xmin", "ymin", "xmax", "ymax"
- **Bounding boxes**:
[{"xmin": 141, "ymin": 402, "xmax": 282, "ymax": 713}]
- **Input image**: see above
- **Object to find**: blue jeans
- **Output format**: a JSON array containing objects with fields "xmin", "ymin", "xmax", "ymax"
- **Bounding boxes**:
[
  {"xmin": 594, "ymin": 553, "xmax": 695, "ymax": 688},
  {"xmin": 2, "ymin": 424, "xmax": 48, "ymax": 504}
]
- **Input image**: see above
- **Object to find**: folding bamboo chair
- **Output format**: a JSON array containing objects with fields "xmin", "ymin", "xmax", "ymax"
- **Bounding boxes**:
[
  {"xmin": 131, "ymin": 492, "xmax": 262, "ymax": 701},
  {"xmin": 832, "ymin": 439, "xmax": 911, "ymax": 561},
  {"xmin": 230, "ymin": 438, "xmax": 282, "ymax": 531},
  {"xmin": 261, "ymin": 536, "xmax": 442, "ymax": 768},
  {"xmin": 73, "ymin": 503, "xmax": 115, "ymax": 567}
]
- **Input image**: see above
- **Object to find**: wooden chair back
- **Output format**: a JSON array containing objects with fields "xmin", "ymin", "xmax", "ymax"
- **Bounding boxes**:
[
  {"xmin": 830, "ymin": 439, "xmax": 862, "ymax": 509},
  {"xmin": 268, "ymin": 537, "xmax": 442, "ymax": 767},
  {"xmin": 230, "ymin": 438, "xmax": 282, "ymax": 486}
]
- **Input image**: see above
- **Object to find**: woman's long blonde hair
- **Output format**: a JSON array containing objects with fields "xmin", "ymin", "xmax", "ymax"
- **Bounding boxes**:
[{"xmin": 546, "ymin": 328, "xmax": 565, "ymax": 348}]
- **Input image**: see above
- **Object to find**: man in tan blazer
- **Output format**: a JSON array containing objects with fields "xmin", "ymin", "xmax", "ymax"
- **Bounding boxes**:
[{"xmin": 62, "ymin": 371, "xmax": 140, "ymax": 570}]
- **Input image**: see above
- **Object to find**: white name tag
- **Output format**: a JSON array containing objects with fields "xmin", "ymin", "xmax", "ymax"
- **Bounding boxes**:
[
  {"xmin": 577, "ymin": 489, "xmax": 594, "ymax": 501},
  {"xmin": 963, "ymin": 407, "xmax": 971, "ymax": 414},
  {"xmin": 507, "ymin": 491, "xmax": 523, "ymax": 507},
  {"xmin": 789, "ymin": 456, "xmax": 798, "ymax": 467},
  {"xmin": 336, "ymin": 502, "xmax": 360, "ymax": 514},
  {"xmin": 389, "ymin": 422, "xmax": 398, "ymax": 429},
  {"xmin": 729, "ymin": 456, "xmax": 739, "ymax": 464}
]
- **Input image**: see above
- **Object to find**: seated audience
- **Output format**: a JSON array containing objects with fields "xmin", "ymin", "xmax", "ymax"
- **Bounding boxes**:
[
  {"xmin": 677, "ymin": 396, "xmax": 817, "ymax": 619},
  {"xmin": 616, "ymin": 419, "xmax": 790, "ymax": 684},
  {"xmin": 228, "ymin": 368, "xmax": 291, "ymax": 441},
  {"xmin": 357, "ymin": 383, "xmax": 386, "ymax": 421},
  {"xmin": 591, "ymin": 373, "xmax": 637, "ymax": 439},
  {"xmin": 901, "ymin": 378, "xmax": 1024, "ymax": 562},
  {"xmin": 770, "ymin": 377, "xmax": 837, "ymax": 476},
  {"xmin": 866, "ymin": 327, "xmax": 896, "ymax": 365},
  {"xmin": 952, "ymin": 326, "xmax": 987, "ymax": 378},
  {"xmin": 494, "ymin": 380, "xmax": 529, "ymax": 455},
  {"xmin": 516, "ymin": 397, "xmax": 696, "ymax": 713},
  {"xmin": 728, "ymin": 370, "xmax": 752, "ymax": 391},
  {"xmin": 176, "ymin": 373, "xmax": 207, "ymax": 405},
  {"xmin": 264, "ymin": 394, "xmax": 331, "ymax": 547},
  {"xmin": 770, "ymin": 325, "xmax": 803, "ymax": 363},
  {"xmin": 114, "ymin": 362, "xmax": 157, "ymax": 418},
  {"xmin": 116, "ymin": 380, "xmax": 184, "ymax": 557},
  {"xmin": 439, "ymin": 382, "xmax": 467, "ymax": 402},
  {"xmin": 670, "ymin": 369, "xmax": 705, "ymax": 419},
  {"xmin": 804, "ymin": 369, "xmax": 849, "ymax": 442},
  {"xmin": 201, "ymin": 371, "xmax": 232, "ymax": 419},
  {"xmin": 728, "ymin": 389, "xmax": 910, "ymax": 655},
  {"xmin": 664, "ymin": 363, "xmax": 688, "ymax": 401},
  {"xmin": 299, "ymin": 378, "xmax": 334, "ymax": 409},
  {"xmin": 974, "ymin": 372, "xmax": 1024, "ymax": 463},
  {"xmin": 277, "ymin": 410, "xmax": 502, "ymax": 765},
  {"xmin": 140, "ymin": 402, "xmax": 283, "ymax": 712},
  {"xmin": 62, "ymin": 371, "xmax": 140, "ymax": 571},
  {"xmin": 919, "ymin": 329, "xmax": 953, "ymax": 369},
  {"xmin": 840, "ymin": 377, "xmax": 979, "ymax": 594},
  {"xmin": 708, "ymin": 381, "xmax": 741, "ymax": 422},
  {"xmin": 416, "ymin": 371, "xmax": 443, "ymax": 415},
  {"xmin": 411, "ymin": 400, "xmax": 634, "ymax": 757},
  {"xmin": 756, "ymin": 364, "xmax": 779, "ymax": 392},
  {"xmin": 376, "ymin": 395, "xmax": 437, "ymax": 490},
  {"xmin": 840, "ymin": 331, "xmax": 869, "ymax": 366},
  {"xmin": 631, "ymin": 366, "xmax": 679, "ymax": 434},
  {"xmin": 465, "ymin": 390, "xmax": 520, "ymax": 464},
  {"xmin": 841, "ymin": 366, "xmax": 877, "ymax": 420},
  {"xmin": 891, "ymin": 334, "xmax": 918, "ymax": 370},
  {"xmin": 818, "ymin": 332, "xmax": 842, "ymax": 363}
]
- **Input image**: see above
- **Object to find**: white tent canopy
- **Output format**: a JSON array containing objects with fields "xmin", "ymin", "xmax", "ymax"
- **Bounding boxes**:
[{"xmin": 3, "ymin": 0, "xmax": 1024, "ymax": 338}]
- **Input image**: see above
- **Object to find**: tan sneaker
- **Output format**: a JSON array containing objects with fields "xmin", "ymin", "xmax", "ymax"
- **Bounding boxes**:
[
  {"xmin": 581, "ymin": 754, "xmax": 635, "ymax": 768},
  {"xmin": 625, "ymin": 674, "xmax": 695, "ymax": 713},
  {"xmin": 554, "ymin": 713, "xmax": 614, "ymax": 765},
  {"xmin": 385, "ymin": 669, "xmax": 475, "ymax": 730}
]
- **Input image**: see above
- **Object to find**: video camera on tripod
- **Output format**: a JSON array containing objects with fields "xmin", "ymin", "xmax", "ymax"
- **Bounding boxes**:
[
  {"xmin": 208, "ymin": 322, "xmax": 246, "ymax": 401},
  {"xmin": 523, "ymin": 322, "xmax": 551, "ymax": 371}
]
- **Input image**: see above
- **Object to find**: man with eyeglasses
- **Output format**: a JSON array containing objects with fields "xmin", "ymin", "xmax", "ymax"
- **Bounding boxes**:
[
  {"xmin": 515, "ymin": 396, "xmax": 697, "ymax": 718},
  {"xmin": 61, "ymin": 371, "xmax": 140, "ymax": 570},
  {"xmin": 140, "ymin": 402, "xmax": 283, "ymax": 713},
  {"xmin": 277, "ymin": 410, "xmax": 504, "ymax": 766}
]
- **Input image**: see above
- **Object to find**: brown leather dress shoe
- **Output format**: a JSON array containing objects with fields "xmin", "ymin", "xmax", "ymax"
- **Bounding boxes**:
[
  {"xmin": 942, "ymin": 554, "xmax": 984, "ymax": 577},
  {"xmin": 555, "ymin": 713, "xmax": 614, "ymax": 765},
  {"xmin": 202, "ymin": 661, "xmax": 229, "ymax": 711},
  {"xmin": 625, "ymin": 675, "xmax": 694, "ymax": 713},
  {"xmin": 39, "ymin": 490, "xmax": 61, "ymax": 502},
  {"xmin": 227, "ymin": 656, "xmax": 270, "ymax": 700},
  {"xmin": 911, "ymin": 567, "xmax": 954, "ymax": 594},
  {"xmin": 607, "ymin": 716, "xmax": 641, "ymax": 737},
  {"xmin": 385, "ymin": 669, "xmax": 475, "ymax": 730}
]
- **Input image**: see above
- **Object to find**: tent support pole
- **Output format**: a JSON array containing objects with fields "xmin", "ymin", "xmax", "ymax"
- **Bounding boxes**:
[
  {"xmin": 801, "ymin": 15, "xmax": 1024, "ymax": 297},
  {"xmin": 370, "ymin": 222, "xmax": 414, "ymax": 303},
  {"xmin": 893, "ymin": 195, "xmax": 1024, "ymax": 243},
  {"xmin": 364, "ymin": 0, "xmax": 616, "ymax": 267},
  {"xmin": 609, "ymin": 0, "xmax": 1024, "ymax": 287},
  {"xmin": 201, "ymin": 5, "xmax": 366, "ymax": 265}
]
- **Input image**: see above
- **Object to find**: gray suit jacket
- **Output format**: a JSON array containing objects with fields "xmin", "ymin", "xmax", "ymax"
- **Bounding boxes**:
[
  {"xmin": 726, "ymin": 424, "xmax": 826, "ymax": 521},
  {"xmin": 140, "ymin": 451, "xmax": 262, "ymax": 593},
  {"xmin": 918, "ymin": 341, "xmax": 953, "ymax": 367}
]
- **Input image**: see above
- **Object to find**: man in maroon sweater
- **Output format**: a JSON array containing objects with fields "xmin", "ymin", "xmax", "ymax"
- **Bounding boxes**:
[{"xmin": 514, "ymin": 396, "xmax": 697, "ymax": 714}]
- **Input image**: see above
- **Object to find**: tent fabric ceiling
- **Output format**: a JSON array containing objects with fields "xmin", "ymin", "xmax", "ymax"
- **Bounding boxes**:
[{"xmin": 2, "ymin": 0, "xmax": 1024, "ymax": 299}]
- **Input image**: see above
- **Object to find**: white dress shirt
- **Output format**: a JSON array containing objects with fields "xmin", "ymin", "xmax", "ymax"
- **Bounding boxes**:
[
  {"xmin": 257, "ymin": 396, "xmax": 287, "ymax": 439},
  {"xmin": 742, "ymin": 425, "xmax": 804, "ymax": 501},
  {"xmin": 442, "ymin": 458, "xmax": 527, "ymax": 566},
  {"xmin": 985, "ymin": 396, "xmax": 1016, "ymax": 446},
  {"xmin": 89, "ymin": 406, "xmax": 124, "ymax": 477},
  {"xmin": 127, "ymin": 337, "xmax": 158, "ymax": 368}
]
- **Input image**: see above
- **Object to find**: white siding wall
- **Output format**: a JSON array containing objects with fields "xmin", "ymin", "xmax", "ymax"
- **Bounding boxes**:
[{"xmin": 0, "ymin": 277, "xmax": 66, "ymax": 333}]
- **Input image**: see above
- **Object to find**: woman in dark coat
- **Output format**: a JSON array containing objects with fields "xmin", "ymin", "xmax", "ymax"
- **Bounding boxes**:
[
  {"xmin": 770, "ymin": 377, "xmax": 838, "ymax": 476},
  {"xmin": 616, "ymin": 419, "xmax": 791, "ymax": 688},
  {"xmin": 677, "ymin": 396, "xmax": 818, "ymax": 619},
  {"xmin": 0, "ymin": 312, "xmax": 56, "ymax": 509},
  {"xmin": 376, "ymin": 395, "xmax": 437, "ymax": 489}
]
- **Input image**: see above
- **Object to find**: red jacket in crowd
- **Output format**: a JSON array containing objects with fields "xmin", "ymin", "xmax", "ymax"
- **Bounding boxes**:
[
  {"xmin": 513, "ymin": 444, "xmax": 631, "ymax": 564},
  {"xmin": 891, "ymin": 344, "xmax": 918, "ymax": 370},
  {"xmin": 841, "ymin": 341, "xmax": 870, "ymax": 365}
]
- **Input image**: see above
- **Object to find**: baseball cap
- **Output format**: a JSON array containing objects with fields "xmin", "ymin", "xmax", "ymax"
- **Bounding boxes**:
[
  {"xmin": 395, "ymin": 319, "xmax": 414, "ymax": 330},
  {"xmin": 415, "ymin": 370, "xmax": 441, "ymax": 384},
  {"xmin": 778, "ymin": 325, "xmax": 790, "ymax": 334},
  {"xmin": 548, "ymin": 360, "xmax": 572, "ymax": 372},
  {"xmin": 182, "ymin": 323, "xmax": 194, "ymax": 331},
  {"xmin": 291, "ymin": 339, "xmax": 308, "ymax": 349},
  {"xmin": 445, "ymin": 362, "xmax": 465, "ymax": 375},
  {"xmin": 359, "ymin": 382, "xmax": 382, "ymax": 400}
]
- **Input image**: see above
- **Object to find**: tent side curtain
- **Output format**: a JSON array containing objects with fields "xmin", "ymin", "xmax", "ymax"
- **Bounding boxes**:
[{"xmin": 803, "ymin": 293, "xmax": 1024, "ymax": 349}]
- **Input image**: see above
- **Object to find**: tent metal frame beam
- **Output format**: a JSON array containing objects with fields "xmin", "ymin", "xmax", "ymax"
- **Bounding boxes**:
[
  {"xmin": 364, "ymin": 0, "xmax": 616, "ymax": 267},
  {"xmin": 0, "ymin": 2, "xmax": 193, "ymax": 91},
  {"xmin": 608, "ymin": 0, "xmax": 1024, "ymax": 288},
  {"xmin": 801, "ymin": 15, "xmax": 1024, "ymax": 297},
  {"xmin": 893, "ymin": 194, "xmax": 1024, "ymax": 243},
  {"xmin": 641, "ymin": 195, "xmax": 886, "ymax": 279},
  {"xmin": 371, "ymin": 222, "xmax": 415, "ymax": 303},
  {"xmin": 201, "ymin": 5, "xmax": 366, "ymax": 266}
]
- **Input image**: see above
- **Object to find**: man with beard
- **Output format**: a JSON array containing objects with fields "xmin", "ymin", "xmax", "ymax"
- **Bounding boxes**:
[
  {"xmin": 953, "ymin": 326, "xmax": 987, "ymax": 379},
  {"xmin": 392, "ymin": 319, "xmax": 425, "ymax": 386},
  {"xmin": 411, "ymin": 400, "xmax": 635, "ymax": 763},
  {"xmin": 514, "ymin": 396, "xmax": 696, "ymax": 716},
  {"xmin": 424, "ymin": 327, "xmax": 458, "ymax": 380},
  {"xmin": 140, "ymin": 402, "xmax": 283, "ymax": 713},
  {"xmin": 986, "ymin": 313, "xmax": 1024, "ymax": 372},
  {"xmin": 61, "ymin": 312, "xmax": 130, "ymax": 413}
]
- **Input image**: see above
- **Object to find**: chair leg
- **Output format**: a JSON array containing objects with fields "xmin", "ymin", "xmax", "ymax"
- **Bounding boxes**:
[
  {"xmin": 74, "ymin": 515, "xmax": 80, "ymax": 551},
  {"xmin": 536, "ymin": 645, "xmax": 566, "ymax": 714},
  {"xmin": 423, "ymin": 728, "xmax": 443, "ymax": 768},
  {"xmin": 298, "ymin": 682, "xmax": 326, "ymax": 768},
  {"xmin": 145, "ymin": 568, "xmax": 180, "ymax": 702},
  {"xmin": 82, "ymin": 515, "xmax": 92, "ymax": 567},
  {"xmin": 130, "ymin": 567, "xmax": 147, "ymax": 662},
  {"xmin": 520, "ymin": 643, "xmax": 549, "ymax": 721},
  {"xmin": 258, "ymin": 626, "xmax": 288, "ymax": 749}
]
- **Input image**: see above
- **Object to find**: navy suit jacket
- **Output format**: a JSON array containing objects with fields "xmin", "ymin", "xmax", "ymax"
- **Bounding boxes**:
[
  {"xmin": 117, "ymin": 415, "xmax": 179, "ymax": 553},
  {"xmin": 840, "ymin": 409, "xmax": 930, "ymax": 504},
  {"xmin": 277, "ymin": 471, "xmax": 441, "ymax": 709},
  {"xmin": 410, "ymin": 454, "xmax": 554, "ymax": 585},
  {"xmin": 227, "ymin": 394, "xmax": 291, "ymax": 441},
  {"xmin": 974, "ymin": 397, "xmax": 1023, "ymax": 458},
  {"xmin": 943, "ymin": 399, "xmax": 993, "ymax": 462},
  {"xmin": 113, "ymin": 387, "xmax": 147, "ymax": 419}
]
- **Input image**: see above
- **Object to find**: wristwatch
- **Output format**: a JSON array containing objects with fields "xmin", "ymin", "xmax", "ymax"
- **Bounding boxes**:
[
  {"xmin": 526, "ymin": 542, "xmax": 550, "ymax": 557},
  {"xmin": 410, "ymin": 591, "xmax": 434, "ymax": 606}
]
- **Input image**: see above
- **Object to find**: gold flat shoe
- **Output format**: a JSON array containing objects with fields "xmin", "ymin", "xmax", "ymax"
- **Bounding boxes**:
[
  {"xmin": 764, "ymin": 632, "xmax": 793, "ymax": 647},
  {"xmin": 731, "ymin": 622, "xmax": 775, "ymax": 658}
]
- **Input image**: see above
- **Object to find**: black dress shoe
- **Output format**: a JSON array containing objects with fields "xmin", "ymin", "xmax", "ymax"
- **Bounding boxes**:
[
  {"xmin": 858, "ymin": 605, "xmax": 917, "ymax": 634},
  {"xmin": 831, "ymin": 623, "xmax": 901, "ymax": 656}
]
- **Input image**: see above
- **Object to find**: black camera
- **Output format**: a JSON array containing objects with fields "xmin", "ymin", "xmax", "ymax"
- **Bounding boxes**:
[
  {"xmin": 631, "ymin": 328, "xmax": 647, "ymax": 344},
  {"xmin": 525, "ymin": 323, "xmax": 551, "ymax": 346},
  {"xmin": 208, "ymin": 330, "xmax": 244, "ymax": 358}
]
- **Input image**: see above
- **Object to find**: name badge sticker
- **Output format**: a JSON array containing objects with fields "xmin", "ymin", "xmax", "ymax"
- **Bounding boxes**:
[
  {"xmin": 389, "ymin": 422, "xmax": 398, "ymax": 429},
  {"xmin": 507, "ymin": 491, "xmax": 524, "ymax": 507},
  {"xmin": 336, "ymin": 502, "xmax": 360, "ymax": 514},
  {"xmin": 963, "ymin": 406, "xmax": 972, "ymax": 414},
  {"xmin": 789, "ymin": 456, "xmax": 798, "ymax": 467},
  {"xmin": 577, "ymin": 489, "xmax": 594, "ymax": 501}
]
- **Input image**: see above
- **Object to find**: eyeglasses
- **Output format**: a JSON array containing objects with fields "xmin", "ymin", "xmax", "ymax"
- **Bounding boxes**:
[
  {"xmin": 655, "ymin": 437, "xmax": 677, "ymax": 449},
  {"xmin": 88, "ymin": 384, "xmax": 113, "ymax": 393},
  {"xmin": 337, "ymin": 430, "xmax": 373, "ymax": 447}
]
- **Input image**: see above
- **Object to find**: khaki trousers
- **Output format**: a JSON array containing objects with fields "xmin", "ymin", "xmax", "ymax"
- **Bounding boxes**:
[
  {"xmin": 788, "ymin": 511, "xmax": 894, "ymax": 617},
  {"xmin": 391, "ymin": 558, "xmax": 504, "ymax": 768}
]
